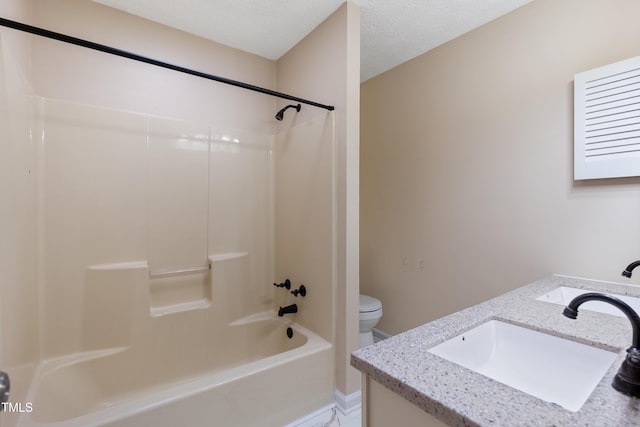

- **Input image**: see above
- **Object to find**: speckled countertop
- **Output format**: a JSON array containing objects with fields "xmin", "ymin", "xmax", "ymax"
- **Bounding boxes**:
[{"xmin": 351, "ymin": 275, "xmax": 640, "ymax": 426}]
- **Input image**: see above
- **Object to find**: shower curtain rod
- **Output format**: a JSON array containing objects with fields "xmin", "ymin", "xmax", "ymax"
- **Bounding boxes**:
[{"xmin": 0, "ymin": 17, "xmax": 335, "ymax": 112}]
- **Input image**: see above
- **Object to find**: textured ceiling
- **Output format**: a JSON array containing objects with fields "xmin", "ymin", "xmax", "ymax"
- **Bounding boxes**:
[{"xmin": 91, "ymin": 0, "xmax": 534, "ymax": 82}]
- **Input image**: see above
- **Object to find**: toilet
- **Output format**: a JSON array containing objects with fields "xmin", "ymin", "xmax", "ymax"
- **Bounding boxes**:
[{"xmin": 359, "ymin": 295, "xmax": 383, "ymax": 348}]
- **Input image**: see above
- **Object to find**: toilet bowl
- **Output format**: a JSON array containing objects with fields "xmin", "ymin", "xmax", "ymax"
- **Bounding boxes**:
[{"xmin": 359, "ymin": 295, "xmax": 383, "ymax": 348}]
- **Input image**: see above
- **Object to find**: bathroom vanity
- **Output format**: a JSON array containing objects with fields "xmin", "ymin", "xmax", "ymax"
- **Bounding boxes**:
[{"xmin": 351, "ymin": 276, "xmax": 640, "ymax": 426}]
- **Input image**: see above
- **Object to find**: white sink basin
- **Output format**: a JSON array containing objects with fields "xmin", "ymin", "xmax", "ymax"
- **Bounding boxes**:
[
  {"xmin": 536, "ymin": 286, "xmax": 640, "ymax": 317},
  {"xmin": 428, "ymin": 320, "xmax": 617, "ymax": 412}
]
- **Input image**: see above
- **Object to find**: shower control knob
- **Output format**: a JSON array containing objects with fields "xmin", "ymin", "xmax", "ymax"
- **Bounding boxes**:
[
  {"xmin": 273, "ymin": 279, "xmax": 291, "ymax": 290},
  {"xmin": 0, "ymin": 371, "xmax": 10, "ymax": 408},
  {"xmin": 291, "ymin": 285, "xmax": 307, "ymax": 297}
]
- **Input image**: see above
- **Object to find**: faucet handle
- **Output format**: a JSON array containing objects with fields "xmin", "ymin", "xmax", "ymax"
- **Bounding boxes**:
[
  {"xmin": 0, "ymin": 371, "xmax": 10, "ymax": 409},
  {"xmin": 273, "ymin": 279, "xmax": 291, "ymax": 290},
  {"xmin": 291, "ymin": 285, "xmax": 307, "ymax": 297}
]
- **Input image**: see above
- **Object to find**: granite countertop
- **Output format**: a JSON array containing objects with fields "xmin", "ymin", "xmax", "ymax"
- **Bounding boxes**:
[{"xmin": 351, "ymin": 275, "xmax": 640, "ymax": 426}]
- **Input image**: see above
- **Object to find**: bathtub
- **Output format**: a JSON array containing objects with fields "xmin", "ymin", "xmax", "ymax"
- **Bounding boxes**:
[{"xmin": 15, "ymin": 317, "xmax": 333, "ymax": 427}]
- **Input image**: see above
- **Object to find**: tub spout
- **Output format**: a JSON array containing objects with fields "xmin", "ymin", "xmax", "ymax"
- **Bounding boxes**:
[{"xmin": 278, "ymin": 304, "xmax": 298, "ymax": 317}]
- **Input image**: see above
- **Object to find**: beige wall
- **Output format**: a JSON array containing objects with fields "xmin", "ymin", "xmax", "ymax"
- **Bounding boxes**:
[
  {"xmin": 361, "ymin": 0, "xmax": 640, "ymax": 335},
  {"xmin": 31, "ymin": 0, "xmax": 276, "ymax": 132},
  {"xmin": 0, "ymin": 0, "xmax": 31, "ymax": 71},
  {"xmin": 277, "ymin": 2, "xmax": 361, "ymax": 396}
]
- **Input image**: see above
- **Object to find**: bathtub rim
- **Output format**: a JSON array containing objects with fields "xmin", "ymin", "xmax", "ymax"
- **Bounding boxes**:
[{"xmin": 16, "ymin": 318, "xmax": 332, "ymax": 427}]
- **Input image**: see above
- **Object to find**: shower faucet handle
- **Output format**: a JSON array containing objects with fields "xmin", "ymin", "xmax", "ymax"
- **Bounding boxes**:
[
  {"xmin": 291, "ymin": 285, "xmax": 307, "ymax": 297},
  {"xmin": 0, "ymin": 371, "xmax": 10, "ymax": 409},
  {"xmin": 273, "ymin": 279, "xmax": 291, "ymax": 290}
]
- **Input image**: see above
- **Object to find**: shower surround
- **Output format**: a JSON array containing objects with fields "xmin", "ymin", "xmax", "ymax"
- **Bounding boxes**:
[
  {"xmin": 39, "ymin": 98, "xmax": 276, "ymax": 343},
  {"xmin": 5, "ymin": 96, "xmax": 336, "ymax": 426}
]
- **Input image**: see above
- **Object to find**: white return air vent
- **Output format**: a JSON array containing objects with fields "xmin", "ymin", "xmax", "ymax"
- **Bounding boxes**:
[{"xmin": 574, "ymin": 56, "xmax": 640, "ymax": 180}]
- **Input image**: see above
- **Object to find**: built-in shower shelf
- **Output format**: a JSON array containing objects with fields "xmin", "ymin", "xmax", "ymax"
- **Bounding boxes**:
[
  {"xmin": 149, "ymin": 263, "xmax": 211, "ymax": 279},
  {"xmin": 149, "ymin": 262, "xmax": 212, "ymax": 314},
  {"xmin": 209, "ymin": 252, "xmax": 249, "ymax": 262},
  {"xmin": 149, "ymin": 276, "xmax": 210, "ymax": 313},
  {"xmin": 150, "ymin": 299, "xmax": 211, "ymax": 317},
  {"xmin": 147, "ymin": 253, "xmax": 249, "ymax": 316}
]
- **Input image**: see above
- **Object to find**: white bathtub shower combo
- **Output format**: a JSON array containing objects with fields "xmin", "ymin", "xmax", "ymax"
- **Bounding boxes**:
[
  {"xmin": 1, "ymin": 93, "xmax": 336, "ymax": 427},
  {"xmin": 0, "ymin": 7, "xmax": 341, "ymax": 424}
]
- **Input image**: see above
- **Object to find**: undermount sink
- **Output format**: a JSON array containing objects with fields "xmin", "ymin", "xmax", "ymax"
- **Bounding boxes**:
[
  {"xmin": 536, "ymin": 286, "xmax": 640, "ymax": 317},
  {"xmin": 428, "ymin": 320, "xmax": 618, "ymax": 412}
]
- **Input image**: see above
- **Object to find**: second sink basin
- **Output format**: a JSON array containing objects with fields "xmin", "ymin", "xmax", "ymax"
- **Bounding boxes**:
[
  {"xmin": 536, "ymin": 286, "xmax": 640, "ymax": 317},
  {"xmin": 427, "ymin": 320, "xmax": 617, "ymax": 412}
]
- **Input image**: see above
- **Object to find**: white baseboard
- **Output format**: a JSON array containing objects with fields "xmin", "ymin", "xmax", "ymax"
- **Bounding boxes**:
[
  {"xmin": 282, "ymin": 403, "xmax": 336, "ymax": 427},
  {"xmin": 334, "ymin": 388, "xmax": 362, "ymax": 416}
]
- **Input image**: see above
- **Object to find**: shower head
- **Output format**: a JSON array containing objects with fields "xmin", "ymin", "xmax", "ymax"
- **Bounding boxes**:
[{"xmin": 275, "ymin": 104, "xmax": 301, "ymax": 121}]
